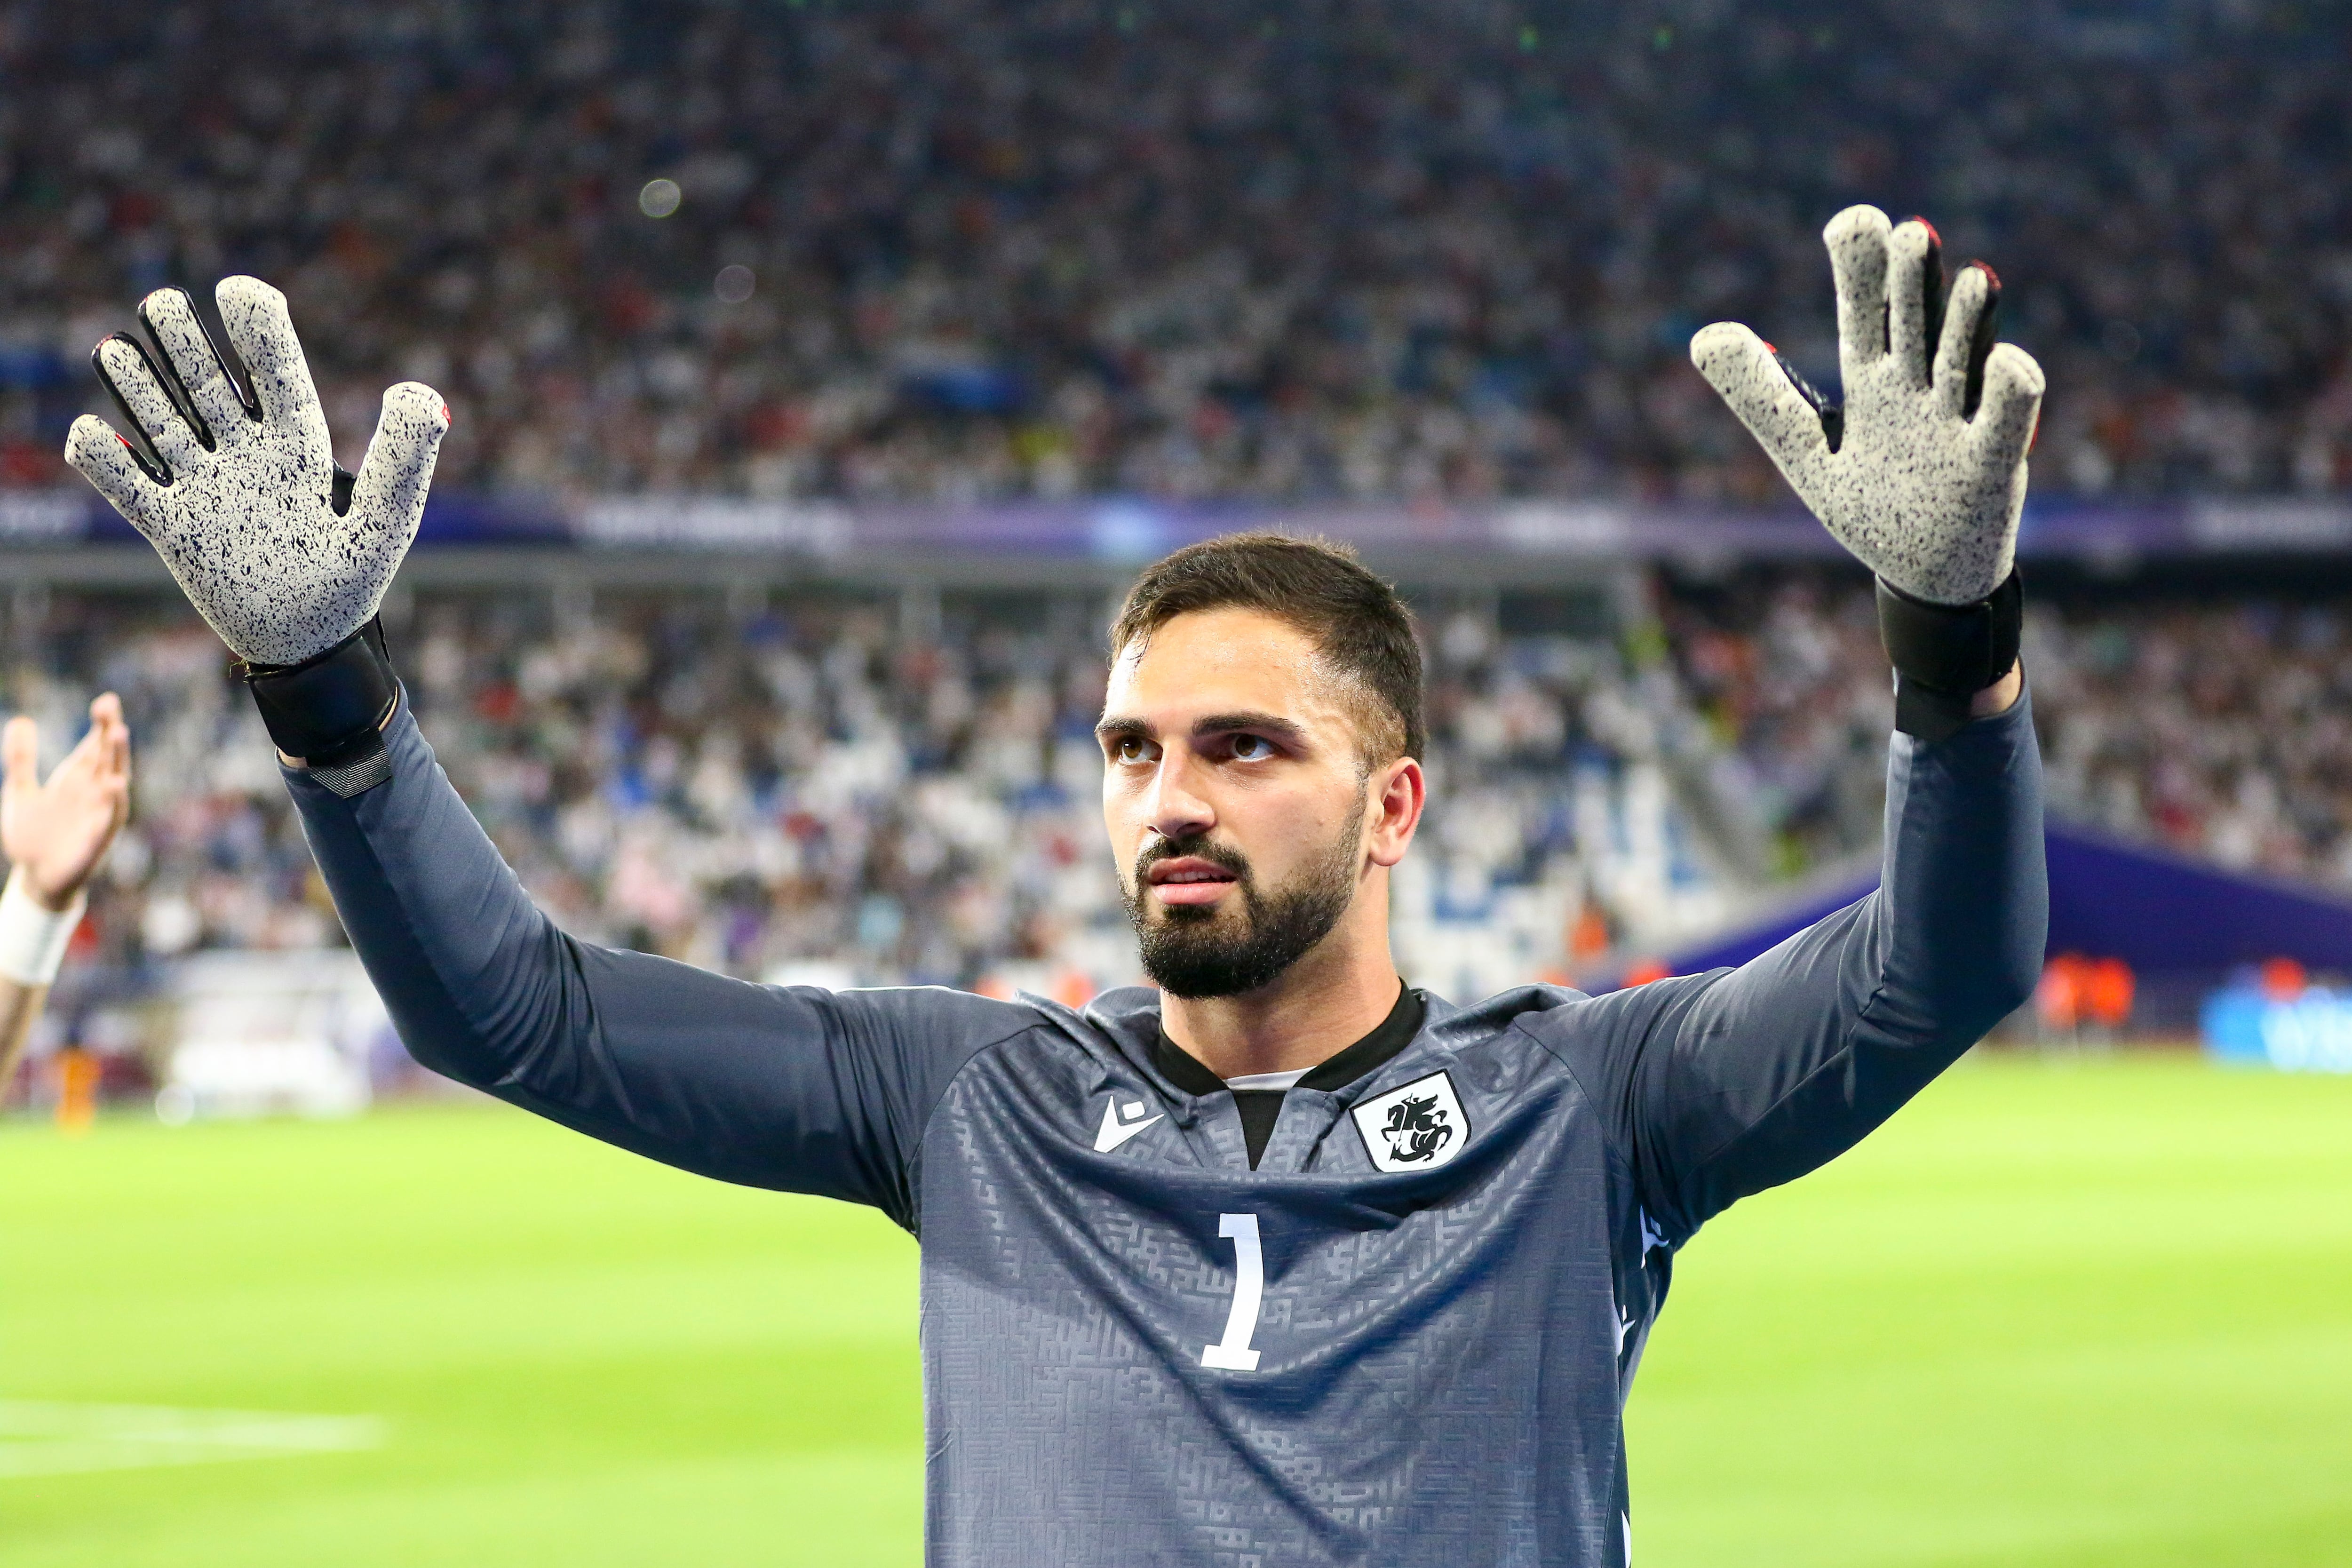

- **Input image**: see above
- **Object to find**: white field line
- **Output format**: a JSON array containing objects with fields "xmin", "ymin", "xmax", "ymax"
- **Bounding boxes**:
[{"xmin": 0, "ymin": 1401, "xmax": 384, "ymax": 1479}]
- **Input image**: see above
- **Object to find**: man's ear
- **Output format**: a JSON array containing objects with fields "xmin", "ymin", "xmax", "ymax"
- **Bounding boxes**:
[{"xmin": 1366, "ymin": 755, "xmax": 1425, "ymax": 868}]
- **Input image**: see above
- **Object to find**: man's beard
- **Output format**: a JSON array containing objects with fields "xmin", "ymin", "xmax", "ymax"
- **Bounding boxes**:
[{"xmin": 1121, "ymin": 801, "xmax": 1364, "ymax": 999}]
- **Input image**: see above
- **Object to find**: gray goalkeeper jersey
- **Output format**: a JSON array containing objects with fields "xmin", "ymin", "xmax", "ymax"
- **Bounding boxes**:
[{"xmin": 285, "ymin": 694, "xmax": 2044, "ymax": 1567}]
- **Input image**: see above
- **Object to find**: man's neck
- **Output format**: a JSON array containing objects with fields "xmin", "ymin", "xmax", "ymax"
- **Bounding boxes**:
[{"xmin": 1159, "ymin": 893, "xmax": 1403, "ymax": 1080}]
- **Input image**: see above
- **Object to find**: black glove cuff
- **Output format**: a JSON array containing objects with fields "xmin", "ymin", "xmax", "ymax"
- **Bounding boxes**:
[
  {"xmin": 241, "ymin": 618, "xmax": 399, "ymax": 794},
  {"xmin": 1875, "ymin": 569, "xmax": 2023, "ymax": 743}
]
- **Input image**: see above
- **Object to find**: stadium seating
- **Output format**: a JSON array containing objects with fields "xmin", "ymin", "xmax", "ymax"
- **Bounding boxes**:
[
  {"xmin": 1658, "ymin": 569, "xmax": 2352, "ymax": 891},
  {"xmin": 0, "ymin": 1, "xmax": 2345, "ymax": 504},
  {"xmin": 8, "ymin": 2, "xmax": 2352, "ymax": 1094},
  {"xmin": 0, "ymin": 584, "xmax": 1729, "ymax": 1067}
]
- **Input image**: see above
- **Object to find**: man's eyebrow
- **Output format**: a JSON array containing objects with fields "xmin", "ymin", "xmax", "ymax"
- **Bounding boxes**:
[
  {"xmin": 1092, "ymin": 712, "xmax": 1311, "ymax": 745},
  {"xmin": 1191, "ymin": 712, "xmax": 1307, "ymax": 744}
]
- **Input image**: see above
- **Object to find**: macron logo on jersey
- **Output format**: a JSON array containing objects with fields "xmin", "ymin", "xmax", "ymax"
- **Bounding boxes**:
[
  {"xmin": 1094, "ymin": 1097, "xmax": 1163, "ymax": 1153},
  {"xmin": 1351, "ymin": 1069, "xmax": 1470, "ymax": 1172}
]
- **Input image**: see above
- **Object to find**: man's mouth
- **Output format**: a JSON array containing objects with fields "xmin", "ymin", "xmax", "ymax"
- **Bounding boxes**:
[{"xmin": 1144, "ymin": 856, "xmax": 1240, "ymax": 907}]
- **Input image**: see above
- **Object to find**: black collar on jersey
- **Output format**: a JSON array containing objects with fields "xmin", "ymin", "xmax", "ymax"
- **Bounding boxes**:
[{"xmin": 1152, "ymin": 980, "xmax": 1428, "ymax": 1098}]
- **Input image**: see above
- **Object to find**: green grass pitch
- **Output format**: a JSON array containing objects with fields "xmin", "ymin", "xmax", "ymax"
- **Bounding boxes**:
[{"xmin": 4, "ymin": 1054, "xmax": 2349, "ymax": 1566}]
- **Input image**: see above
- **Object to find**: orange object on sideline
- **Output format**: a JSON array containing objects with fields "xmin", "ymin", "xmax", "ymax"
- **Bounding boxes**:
[
  {"xmin": 55, "ymin": 1048, "xmax": 99, "ymax": 1136},
  {"xmin": 2036, "ymin": 953, "xmax": 2084, "ymax": 1031},
  {"xmin": 1620, "ymin": 958, "xmax": 1673, "ymax": 987},
  {"xmin": 2259, "ymin": 956, "xmax": 2307, "ymax": 1003},
  {"xmin": 1567, "ymin": 905, "xmax": 1611, "ymax": 964},
  {"xmin": 2084, "ymin": 956, "xmax": 2135, "ymax": 1028}
]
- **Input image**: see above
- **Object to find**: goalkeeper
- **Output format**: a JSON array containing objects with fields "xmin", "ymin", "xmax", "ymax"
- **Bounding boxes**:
[{"xmin": 69, "ymin": 206, "xmax": 2046, "ymax": 1566}]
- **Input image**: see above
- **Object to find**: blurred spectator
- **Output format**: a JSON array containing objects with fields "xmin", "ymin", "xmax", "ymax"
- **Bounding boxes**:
[{"xmin": 0, "ymin": 1, "xmax": 2344, "ymax": 505}]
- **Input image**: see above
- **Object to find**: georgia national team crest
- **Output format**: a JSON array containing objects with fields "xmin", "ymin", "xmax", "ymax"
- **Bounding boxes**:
[{"xmin": 1351, "ymin": 1069, "xmax": 1470, "ymax": 1173}]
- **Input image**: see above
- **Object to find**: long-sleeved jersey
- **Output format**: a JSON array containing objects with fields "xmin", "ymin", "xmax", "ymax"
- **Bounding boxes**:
[{"xmin": 284, "ymin": 692, "xmax": 2044, "ymax": 1567}]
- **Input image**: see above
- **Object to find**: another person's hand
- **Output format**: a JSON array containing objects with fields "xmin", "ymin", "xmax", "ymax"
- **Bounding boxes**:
[{"xmin": 2, "ymin": 694, "xmax": 133, "ymax": 913}]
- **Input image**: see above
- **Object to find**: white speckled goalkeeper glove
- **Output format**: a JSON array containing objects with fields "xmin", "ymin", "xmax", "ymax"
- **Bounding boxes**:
[
  {"xmin": 64, "ymin": 277, "xmax": 447, "ymax": 666},
  {"xmin": 1690, "ymin": 205, "xmax": 2045, "ymax": 606}
]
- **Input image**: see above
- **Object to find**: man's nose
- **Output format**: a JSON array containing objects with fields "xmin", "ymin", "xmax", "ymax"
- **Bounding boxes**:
[{"xmin": 1145, "ymin": 749, "xmax": 1215, "ymax": 841}]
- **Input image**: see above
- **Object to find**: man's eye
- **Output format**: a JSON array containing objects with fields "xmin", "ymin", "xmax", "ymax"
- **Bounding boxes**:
[
  {"xmin": 1113, "ymin": 737, "xmax": 1152, "ymax": 764},
  {"xmin": 1230, "ymin": 734, "xmax": 1272, "ymax": 761}
]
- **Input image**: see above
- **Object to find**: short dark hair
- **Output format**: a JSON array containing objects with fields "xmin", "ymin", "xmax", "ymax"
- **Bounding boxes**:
[{"xmin": 1109, "ymin": 533, "xmax": 1425, "ymax": 766}]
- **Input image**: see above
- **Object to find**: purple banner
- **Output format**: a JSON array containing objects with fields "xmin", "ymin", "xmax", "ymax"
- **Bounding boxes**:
[
  {"xmin": 1665, "ymin": 820, "xmax": 2352, "ymax": 981},
  {"xmin": 6, "ymin": 487, "xmax": 2350, "ymax": 562}
]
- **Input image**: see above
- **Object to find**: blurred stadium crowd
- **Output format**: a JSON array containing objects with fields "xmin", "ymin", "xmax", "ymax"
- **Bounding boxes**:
[
  {"xmin": 1663, "ymin": 573, "xmax": 2352, "ymax": 889},
  {"xmin": 1, "ymin": 0, "xmax": 2348, "ymax": 503},
  {"xmin": 5, "ymin": 0, "xmax": 2350, "ymax": 1098},
  {"xmin": 19, "ymin": 572, "xmax": 2352, "ymax": 1006},
  {"xmin": 0, "ymin": 583, "xmax": 1717, "ymax": 1017}
]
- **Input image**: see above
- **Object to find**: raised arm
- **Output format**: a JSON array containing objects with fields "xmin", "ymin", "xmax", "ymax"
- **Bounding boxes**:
[
  {"xmin": 64, "ymin": 278, "xmax": 1021, "ymax": 1224},
  {"xmin": 1589, "ymin": 686, "xmax": 2043, "ymax": 1242},
  {"xmin": 285, "ymin": 697, "xmax": 1025, "ymax": 1223},
  {"xmin": 1561, "ymin": 206, "xmax": 2050, "ymax": 1242},
  {"xmin": 0, "ymin": 696, "xmax": 132, "ymax": 1087}
]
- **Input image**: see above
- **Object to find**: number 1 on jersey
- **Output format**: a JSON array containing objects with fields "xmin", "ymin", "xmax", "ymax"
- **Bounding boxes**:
[{"xmin": 1200, "ymin": 1212, "xmax": 1265, "ymax": 1372}]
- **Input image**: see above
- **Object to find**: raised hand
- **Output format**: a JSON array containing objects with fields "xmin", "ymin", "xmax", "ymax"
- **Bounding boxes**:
[
  {"xmin": 1690, "ymin": 205, "xmax": 2045, "ymax": 606},
  {"xmin": 1, "ymin": 694, "xmax": 132, "ymax": 911},
  {"xmin": 64, "ymin": 278, "xmax": 448, "ymax": 667}
]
